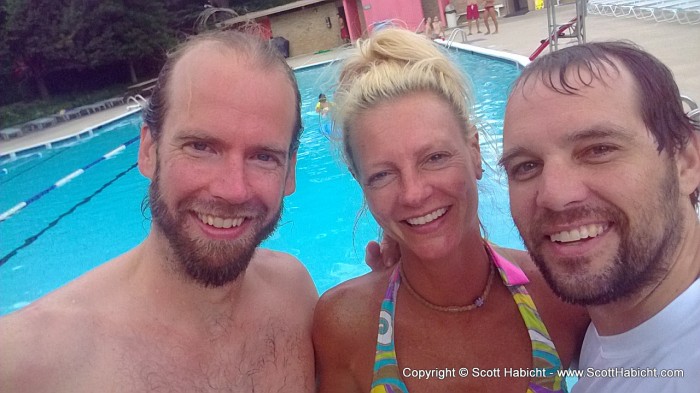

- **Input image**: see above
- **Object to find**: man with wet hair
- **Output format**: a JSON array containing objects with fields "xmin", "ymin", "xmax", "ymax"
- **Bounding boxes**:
[
  {"xmin": 501, "ymin": 41, "xmax": 700, "ymax": 391},
  {"xmin": 0, "ymin": 30, "xmax": 317, "ymax": 392}
]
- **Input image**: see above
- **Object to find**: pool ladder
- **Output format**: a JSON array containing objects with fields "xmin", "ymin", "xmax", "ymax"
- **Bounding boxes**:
[
  {"xmin": 126, "ymin": 94, "xmax": 148, "ymax": 111},
  {"xmin": 446, "ymin": 28, "xmax": 468, "ymax": 48},
  {"xmin": 681, "ymin": 95, "xmax": 700, "ymax": 121}
]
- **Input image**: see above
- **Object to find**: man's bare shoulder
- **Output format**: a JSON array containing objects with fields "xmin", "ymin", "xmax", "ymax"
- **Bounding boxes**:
[
  {"xmin": 250, "ymin": 248, "xmax": 318, "ymax": 302},
  {"xmin": 0, "ymin": 256, "xmax": 124, "ymax": 334},
  {"xmin": 0, "ymin": 294, "xmax": 100, "ymax": 391},
  {"xmin": 0, "ymin": 252, "xmax": 137, "ymax": 390},
  {"xmin": 253, "ymin": 249, "xmax": 312, "ymax": 278}
]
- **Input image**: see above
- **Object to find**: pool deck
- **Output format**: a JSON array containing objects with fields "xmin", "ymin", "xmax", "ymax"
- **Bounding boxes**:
[{"xmin": 2, "ymin": 4, "xmax": 698, "ymax": 158}]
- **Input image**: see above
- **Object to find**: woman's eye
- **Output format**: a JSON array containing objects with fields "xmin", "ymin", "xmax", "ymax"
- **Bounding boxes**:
[
  {"xmin": 367, "ymin": 171, "xmax": 391, "ymax": 187},
  {"xmin": 369, "ymin": 172, "xmax": 386, "ymax": 182}
]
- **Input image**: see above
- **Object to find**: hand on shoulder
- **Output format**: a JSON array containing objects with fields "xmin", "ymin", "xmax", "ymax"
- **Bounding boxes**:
[{"xmin": 364, "ymin": 234, "xmax": 400, "ymax": 272}]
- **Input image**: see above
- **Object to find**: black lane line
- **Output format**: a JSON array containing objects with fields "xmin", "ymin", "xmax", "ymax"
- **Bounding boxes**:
[{"xmin": 0, "ymin": 163, "xmax": 139, "ymax": 267}]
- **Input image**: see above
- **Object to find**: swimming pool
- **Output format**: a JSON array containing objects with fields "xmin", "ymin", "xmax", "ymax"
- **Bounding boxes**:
[{"xmin": 0, "ymin": 47, "xmax": 522, "ymax": 316}]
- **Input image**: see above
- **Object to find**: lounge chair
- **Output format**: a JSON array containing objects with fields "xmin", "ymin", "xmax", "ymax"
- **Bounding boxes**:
[
  {"xmin": 626, "ymin": 0, "xmax": 685, "ymax": 20},
  {"xmin": 673, "ymin": 0, "xmax": 700, "ymax": 23},
  {"xmin": 587, "ymin": 0, "xmax": 610, "ymax": 14},
  {"xmin": 21, "ymin": 116, "xmax": 58, "ymax": 132},
  {"xmin": 641, "ymin": 0, "xmax": 695, "ymax": 21},
  {"xmin": 0, "ymin": 127, "xmax": 23, "ymax": 140}
]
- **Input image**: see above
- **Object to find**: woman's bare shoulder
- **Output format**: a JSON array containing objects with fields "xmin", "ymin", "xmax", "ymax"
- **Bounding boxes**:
[
  {"xmin": 313, "ymin": 271, "xmax": 391, "ymax": 392},
  {"xmin": 316, "ymin": 270, "xmax": 392, "ymax": 326},
  {"xmin": 491, "ymin": 245, "xmax": 589, "ymax": 367}
]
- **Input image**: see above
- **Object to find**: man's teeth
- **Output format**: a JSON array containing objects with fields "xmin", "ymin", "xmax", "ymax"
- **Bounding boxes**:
[
  {"xmin": 550, "ymin": 224, "xmax": 607, "ymax": 243},
  {"xmin": 197, "ymin": 213, "xmax": 245, "ymax": 229},
  {"xmin": 407, "ymin": 208, "xmax": 447, "ymax": 226}
]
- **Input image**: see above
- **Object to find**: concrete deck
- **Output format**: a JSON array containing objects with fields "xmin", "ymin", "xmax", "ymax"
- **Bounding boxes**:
[
  {"xmin": 0, "ymin": 105, "xmax": 139, "ymax": 157},
  {"xmin": 2, "ymin": 5, "xmax": 697, "ymax": 157}
]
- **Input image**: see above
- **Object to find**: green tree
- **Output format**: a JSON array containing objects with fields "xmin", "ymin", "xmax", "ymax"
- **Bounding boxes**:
[
  {"xmin": 3, "ymin": 0, "xmax": 175, "ymax": 100},
  {"xmin": 81, "ymin": 0, "xmax": 175, "ymax": 84},
  {"xmin": 164, "ymin": 0, "xmax": 209, "ymax": 37},
  {"xmin": 4, "ymin": 0, "xmax": 90, "ymax": 99}
]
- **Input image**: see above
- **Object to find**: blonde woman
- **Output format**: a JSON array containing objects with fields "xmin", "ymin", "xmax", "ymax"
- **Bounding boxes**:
[{"xmin": 313, "ymin": 28, "xmax": 588, "ymax": 392}]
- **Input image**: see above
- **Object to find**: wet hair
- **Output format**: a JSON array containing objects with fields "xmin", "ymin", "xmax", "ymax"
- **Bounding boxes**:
[
  {"xmin": 334, "ymin": 27, "xmax": 473, "ymax": 176},
  {"xmin": 511, "ymin": 40, "xmax": 699, "ymax": 209},
  {"xmin": 142, "ymin": 29, "xmax": 303, "ymax": 155},
  {"xmin": 319, "ymin": 93, "xmax": 327, "ymax": 100}
]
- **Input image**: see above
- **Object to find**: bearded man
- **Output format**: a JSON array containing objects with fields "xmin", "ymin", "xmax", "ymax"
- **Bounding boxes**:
[
  {"xmin": 0, "ymin": 31, "xmax": 317, "ymax": 392},
  {"xmin": 502, "ymin": 41, "xmax": 700, "ymax": 391}
]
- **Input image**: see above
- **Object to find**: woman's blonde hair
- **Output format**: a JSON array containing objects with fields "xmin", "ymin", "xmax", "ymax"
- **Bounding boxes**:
[{"xmin": 335, "ymin": 27, "xmax": 473, "ymax": 175}]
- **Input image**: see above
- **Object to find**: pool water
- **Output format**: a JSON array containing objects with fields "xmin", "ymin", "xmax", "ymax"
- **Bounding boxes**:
[{"xmin": 0, "ymin": 50, "xmax": 522, "ymax": 316}]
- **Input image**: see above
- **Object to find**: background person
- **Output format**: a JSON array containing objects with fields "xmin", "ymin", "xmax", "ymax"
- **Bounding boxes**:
[
  {"xmin": 432, "ymin": 16, "xmax": 445, "ymax": 40},
  {"xmin": 466, "ymin": 0, "xmax": 482, "ymax": 35},
  {"xmin": 423, "ymin": 18, "xmax": 433, "ymax": 39},
  {"xmin": 482, "ymin": 0, "xmax": 499, "ymax": 34},
  {"xmin": 316, "ymin": 93, "xmax": 332, "ymax": 117},
  {"xmin": 316, "ymin": 93, "xmax": 335, "ymax": 136},
  {"xmin": 0, "ymin": 30, "xmax": 318, "ymax": 392},
  {"xmin": 501, "ymin": 41, "xmax": 700, "ymax": 391},
  {"xmin": 313, "ymin": 28, "xmax": 588, "ymax": 393},
  {"xmin": 339, "ymin": 14, "xmax": 350, "ymax": 44}
]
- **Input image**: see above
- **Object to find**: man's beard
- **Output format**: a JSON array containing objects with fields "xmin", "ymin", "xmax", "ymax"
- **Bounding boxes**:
[
  {"xmin": 519, "ymin": 162, "xmax": 683, "ymax": 306},
  {"xmin": 149, "ymin": 168, "xmax": 282, "ymax": 288}
]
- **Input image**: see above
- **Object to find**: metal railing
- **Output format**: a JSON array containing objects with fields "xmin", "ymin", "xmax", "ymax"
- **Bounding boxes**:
[{"xmin": 446, "ymin": 28, "xmax": 468, "ymax": 48}]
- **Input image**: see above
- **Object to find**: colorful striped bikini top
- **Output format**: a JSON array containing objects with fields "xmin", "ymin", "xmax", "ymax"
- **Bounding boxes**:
[{"xmin": 371, "ymin": 244, "xmax": 567, "ymax": 393}]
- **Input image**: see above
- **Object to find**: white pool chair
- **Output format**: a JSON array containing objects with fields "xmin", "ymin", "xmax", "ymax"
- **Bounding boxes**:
[
  {"xmin": 673, "ymin": 0, "xmax": 700, "ymax": 23},
  {"xmin": 646, "ymin": 0, "xmax": 695, "ymax": 21},
  {"xmin": 627, "ymin": 0, "xmax": 668, "ymax": 18}
]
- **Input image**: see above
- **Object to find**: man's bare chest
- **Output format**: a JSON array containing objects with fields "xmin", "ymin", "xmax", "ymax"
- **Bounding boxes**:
[{"xmin": 72, "ymin": 318, "xmax": 313, "ymax": 392}]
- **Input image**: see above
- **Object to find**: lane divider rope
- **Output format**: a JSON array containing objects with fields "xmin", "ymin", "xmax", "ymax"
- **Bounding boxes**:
[{"xmin": 0, "ymin": 136, "xmax": 139, "ymax": 222}]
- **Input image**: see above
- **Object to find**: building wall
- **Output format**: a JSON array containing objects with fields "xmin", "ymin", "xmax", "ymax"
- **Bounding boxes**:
[
  {"xmin": 356, "ymin": 1, "xmax": 368, "ymax": 37},
  {"xmin": 269, "ymin": 2, "xmax": 343, "ymax": 57},
  {"xmin": 422, "ymin": 0, "xmax": 440, "ymax": 22},
  {"xmin": 359, "ymin": 0, "xmax": 425, "ymax": 31},
  {"xmin": 344, "ymin": 0, "xmax": 364, "ymax": 40}
]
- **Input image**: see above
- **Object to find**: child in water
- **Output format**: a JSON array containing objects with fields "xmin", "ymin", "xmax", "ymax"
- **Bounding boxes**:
[{"xmin": 315, "ymin": 93, "xmax": 332, "ymax": 117}]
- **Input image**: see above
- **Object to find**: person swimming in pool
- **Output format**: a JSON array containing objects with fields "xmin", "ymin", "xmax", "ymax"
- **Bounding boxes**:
[
  {"xmin": 316, "ymin": 93, "xmax": 333, "ymax": 117},
  {"xmin": 313, "ymin": 27, "xmax": 588, "ymax": 392}
]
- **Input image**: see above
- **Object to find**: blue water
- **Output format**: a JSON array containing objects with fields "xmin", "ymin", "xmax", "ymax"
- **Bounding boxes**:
[{"xmin": 0, "ymin": 49, "xmax": 522, "ymax": 316}]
